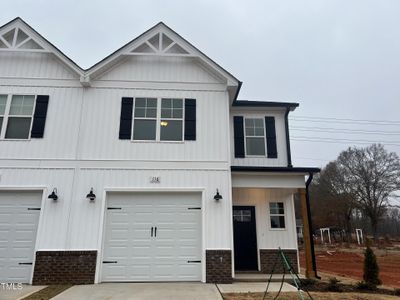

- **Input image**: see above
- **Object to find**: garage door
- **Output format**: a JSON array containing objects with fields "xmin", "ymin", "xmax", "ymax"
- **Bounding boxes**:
[
  {"xmin": 0, "ymin": 191, "xmax": 42, "ymax": 283},
  {"xmin": 102, "ymin": 192, "xmax": 202, "ymax": 282}
]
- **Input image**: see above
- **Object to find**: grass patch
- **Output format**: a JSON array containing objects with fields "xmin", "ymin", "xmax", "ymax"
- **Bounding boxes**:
[{"xmin": 21, "ymin": 285, "xmax": 72, "ymax": 300}]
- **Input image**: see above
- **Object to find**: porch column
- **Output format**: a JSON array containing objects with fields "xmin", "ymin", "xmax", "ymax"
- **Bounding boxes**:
[{"xmin": 298, "ymin": 188, "xmax": 317, "ymax": 278}]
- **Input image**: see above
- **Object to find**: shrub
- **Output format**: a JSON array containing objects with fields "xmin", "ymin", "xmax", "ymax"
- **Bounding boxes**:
[
  {"xmin": 394, "ymin": 289, "xmax": 400, "ymax": 296},
  {"xmin": 363, "ymin": 241, "xmax": 382, "ymax": 288},
  {"xmin": 300, "ymin": 278, "xmax": 316, "ymax": 287},
  {"xmin": 356, "ymin": 281, "xmax": 377, "ymax": 291},
  {"xmin": 326, "ymin": 277, "xmax": 342, "ymax": 292}
]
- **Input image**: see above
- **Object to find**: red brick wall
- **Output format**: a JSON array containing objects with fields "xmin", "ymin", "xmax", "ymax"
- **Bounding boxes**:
[
  {"xmin": 32, "ymin": 251, "xmax": 97, "ymax": 285},
  {"xmin": 206, "ymin": 250, "xmax": 232, "ymax": 283},
  {"xmin": 260, "ymin": 249, "xmax": 298, "ymax": 274}
]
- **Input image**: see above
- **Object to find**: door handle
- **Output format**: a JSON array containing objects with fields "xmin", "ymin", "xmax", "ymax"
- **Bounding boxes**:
[
  {"xmin": 151, "ymin": 226, "xmax": 153, "ymax": 237},
  {"xmin": 154, "ymin": 226, "xmax": 157, "ymax": 237}
]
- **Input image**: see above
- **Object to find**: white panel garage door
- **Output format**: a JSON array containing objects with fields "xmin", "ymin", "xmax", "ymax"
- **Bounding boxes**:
[
  {"xmin": 0, "ymin": 191, "xmax": 42, "ymax": 283},
  {"xmin": 102, "ymin": 192, "xmax": 202, "ymax": 282}
]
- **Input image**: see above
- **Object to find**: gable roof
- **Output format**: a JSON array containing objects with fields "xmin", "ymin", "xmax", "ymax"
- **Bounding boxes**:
[
  {"xmin": 84, "ymin": 22, "xmax": 240, "ymax": 87},
  {"xmin": 0, "ymin": 17, "xmax": 241, "ymax": 96},
  {"xmin": 0, "ymin": 17, "xmax": 83, "ymax": 77}
]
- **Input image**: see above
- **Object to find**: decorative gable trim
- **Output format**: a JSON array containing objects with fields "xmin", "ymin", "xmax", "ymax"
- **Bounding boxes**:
[
  {"xmin": 85, "ymin": 22, "xmax": 240, "ymax": 88},
  {"xmin": 0, "ymin": 17, "xmax": 83, "ymax": 77},
  {"xmin": 0, "ymin": 26, "xmax": 45, "ymax": 52},
  {"xmin": 131, "ymin": 32, "xmax": 189, "ymax": 55},
  {"xmin": 0, "ymin": 18, "xmax": 240, "ymax": 93}
]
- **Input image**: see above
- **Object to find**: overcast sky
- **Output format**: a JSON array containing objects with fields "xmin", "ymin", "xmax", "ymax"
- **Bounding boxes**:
[{"xmin": 2, "ymin": 0, "xmax": 400, "ymax": 168}]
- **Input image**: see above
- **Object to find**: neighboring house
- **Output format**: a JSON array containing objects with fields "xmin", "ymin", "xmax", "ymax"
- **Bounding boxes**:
[{"xmin": 0, "ymin": 18, "xmax": 320, "ymax": 285}]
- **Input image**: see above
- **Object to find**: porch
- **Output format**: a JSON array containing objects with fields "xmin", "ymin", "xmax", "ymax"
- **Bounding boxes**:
[
  {"xmin": 232, "ymin": 187, "xmax": 299, "ymax": 276},
  {"xmin": 231, "ymin": 166, "xmax": 320, "ymax": 280}
]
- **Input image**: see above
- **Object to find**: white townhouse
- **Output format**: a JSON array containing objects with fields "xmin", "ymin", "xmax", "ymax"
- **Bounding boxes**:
[{"xmin": 0, "ymin": 18, "xmax": 320, "ymax": 285}]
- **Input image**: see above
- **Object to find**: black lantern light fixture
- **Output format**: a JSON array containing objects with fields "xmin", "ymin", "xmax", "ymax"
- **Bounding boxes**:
[
  {"xmin": 86, "ymin": 188, "xmax": 96, "ymax": 201},
  {"xmin": 48, "ymin": 188, "xmax": 58, "ymax": 201},
  {"xmin": 213, "ymin": 189, "xmax": 222, "ymax": 201}
]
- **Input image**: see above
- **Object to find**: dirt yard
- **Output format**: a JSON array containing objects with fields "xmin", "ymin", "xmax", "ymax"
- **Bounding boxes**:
[
  {"xmin": 222, "ymin": 292, "xmax": 400, "ymax": 300},
  {"xmin": 299, "ymin": 248, "xmax": 400, "ymax": 288}
]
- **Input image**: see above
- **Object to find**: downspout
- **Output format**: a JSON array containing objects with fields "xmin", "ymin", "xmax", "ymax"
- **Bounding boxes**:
[
  {"xmin": 285, "ymin": 107, "xmax": 293, "ymax": 168},
  {"xmin": 305, "ymin": 172, "xmax": 320, "ymax": 279}
]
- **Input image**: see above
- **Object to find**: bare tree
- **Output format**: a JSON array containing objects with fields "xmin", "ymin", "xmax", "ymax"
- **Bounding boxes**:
[
  {"xmin": 310, "ymin": 161, "xmax": 356, "ymax": 242},
  {"xmin": 336, "ymin": 144, "xmax": 400, "ymax": 241}
]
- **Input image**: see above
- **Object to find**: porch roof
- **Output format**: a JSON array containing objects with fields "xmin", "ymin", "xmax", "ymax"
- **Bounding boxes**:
[{"xmin": 231, "ymin": 166, "xmax": 321, "ymax": 174}]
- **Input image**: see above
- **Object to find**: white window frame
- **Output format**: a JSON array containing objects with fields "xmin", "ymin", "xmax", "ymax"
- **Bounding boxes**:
[
  {"xmin": 132, "ymin": 97, "xmax": 158, "ymax": 142},
  {"xmin": 244, "ymin": 117, "xmax": 267, "ymax": 157},
  {"xmin": 268, "ymin": 201, "xmax": 286, "ymax": 230},
  {"xmin": 0, "ymin": 94, "xmax": 36, "ymax": 140},
  {"xmin": 160, "ymin": 98, "xmax": 184, "ymax": 142},
  {"xmin": 131, "ymin": 97, "xmax": 185, "ymax": 143}
]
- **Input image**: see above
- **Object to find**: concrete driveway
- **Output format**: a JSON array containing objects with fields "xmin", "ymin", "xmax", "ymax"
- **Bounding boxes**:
[
  {"xmin": 0, "ymin": 285, "xmax": 45, "ymax": 300},
  {"xmin": 52, "ymin": 283, "xmax": 223, "ymax": 300}
]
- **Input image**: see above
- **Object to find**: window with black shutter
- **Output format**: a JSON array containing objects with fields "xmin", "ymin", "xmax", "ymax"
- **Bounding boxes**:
[{"xmin": 0, "ymin": 94, "xmax": 49, "ymax": 140}]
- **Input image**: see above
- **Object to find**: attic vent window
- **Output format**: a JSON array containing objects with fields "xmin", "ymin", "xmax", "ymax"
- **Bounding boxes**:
[
  {"xmin": 0, "ymin": 27, "xmax": 44, "ymax": 51},
  {"xmin": 131, "ymin": 32, "xmax": 189, "ymax": 55}
]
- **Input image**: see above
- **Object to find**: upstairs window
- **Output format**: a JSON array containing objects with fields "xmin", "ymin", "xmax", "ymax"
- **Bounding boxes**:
[
  {"xmin": 131, "ymin": 97, "xmax": 185, "ymax": 142},
  {"xmin": 133, "ymin": 98, "xmax": 157, "ymax": 141},
  {"xmin": 269, "ymin": 202, "xmax": 285, "ymax": 229},
  {"xmin": 160, "ymin": 98, "xmax": 183, "ymax": 141},
  {"xmin": 0, "ymin": 95, "xmax": 35, "ymax": 139},
  {"xmin": 244, "ymin": 118, "xmax": 265, "ymax": 156}
]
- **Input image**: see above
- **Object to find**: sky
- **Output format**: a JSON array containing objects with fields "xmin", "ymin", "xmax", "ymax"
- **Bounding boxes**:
[{"xmin": 1, "ymin": 0, "xmax": 400, "ymax": 168}]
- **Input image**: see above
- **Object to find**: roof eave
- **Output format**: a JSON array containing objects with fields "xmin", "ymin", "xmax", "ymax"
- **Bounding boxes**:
[
  {"xmin": 231, "ymin": 166, "xmax": 321, "ymax": 174},
  {"xmin": 232, "ymin": 100, "xmax": 299, "ymax": 110}
]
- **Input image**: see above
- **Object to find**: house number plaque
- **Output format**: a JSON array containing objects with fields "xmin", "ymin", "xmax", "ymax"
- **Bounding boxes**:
[{"xmin": 150, "ymin": 176, "xmax": 161, "ymax": 184}]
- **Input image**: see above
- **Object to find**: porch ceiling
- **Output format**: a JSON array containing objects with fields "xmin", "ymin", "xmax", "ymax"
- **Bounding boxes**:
[{"xmin": 231, "ymin": 172, "xmax": 306, "ymax": 189}]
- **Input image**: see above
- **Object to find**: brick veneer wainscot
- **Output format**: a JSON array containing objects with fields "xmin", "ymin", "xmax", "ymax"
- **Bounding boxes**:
[
  {"xmin": 32, "ymin": 251, "xmax": 97, "ymax": 285},
  {"xmin": 206, "ymin": 250, "xmax": 232, "ymax": 283},
  {"xmin": 259, "ymin": 249, "xmax": 298, "ymax": 274}
]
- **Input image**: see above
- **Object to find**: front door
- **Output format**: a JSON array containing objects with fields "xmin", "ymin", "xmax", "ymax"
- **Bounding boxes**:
[{"xmin": 233, "ymin": 206, "xmax": 258, "ymax": 270}]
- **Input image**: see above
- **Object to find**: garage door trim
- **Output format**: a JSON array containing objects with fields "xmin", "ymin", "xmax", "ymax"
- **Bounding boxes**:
[
  {"xmin": 0, "ymin": 186, "xmax": 46, "ymax": 284},
  {"xmin": 96, "ymin": 188, "xmax": 205, "ymax": 283}
]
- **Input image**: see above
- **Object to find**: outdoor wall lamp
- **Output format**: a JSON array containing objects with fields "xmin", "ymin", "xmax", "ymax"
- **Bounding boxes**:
[
  {"xmin": 48, "ymin": 188, "xmax": 58, "ymax": 201},
  {"xmin": 86, "ymin": 188, "xmax": 96, "ymax": 201},
  {"xmin": 213, "ymin": 189, "xmax": 222, "ymax": 201}
]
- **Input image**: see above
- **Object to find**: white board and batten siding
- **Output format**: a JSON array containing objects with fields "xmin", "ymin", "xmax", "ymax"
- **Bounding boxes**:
[
  {"xmin": 102, "ymin": 192, "xmax": 202, "ymax": 282},
  {"xmin": 78, "ymin": 89, "xmax": 230, "ymax": 162},
  {"xmin": 0, "ymin": 168, "xmax": 232, "ymax": 254},
  {"xmin": 0, "ymin": 190, "xmax": 42, "ymax": 283},
  {"xmin": 230, "ymin": 111, "xmax": 289, "ymax": 167},
  {"xmin": 232, "ymin": 188, "xmax": 298, "ymax": 250}
]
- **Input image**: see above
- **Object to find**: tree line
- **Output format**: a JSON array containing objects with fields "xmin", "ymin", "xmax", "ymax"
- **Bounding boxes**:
[{"xmin": 308, "ymin": 144, "xmax": 400, "ymax": 242}]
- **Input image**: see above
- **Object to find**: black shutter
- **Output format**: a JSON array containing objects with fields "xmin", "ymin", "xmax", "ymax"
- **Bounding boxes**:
[
  {"xmin": 119, "ymin": 97, "xmax": 133, "ymax": 140},
  {"xmin": 184, "ymin": 99, "xmax": 196, "ymax": 140},
  {"xmin": 233, "ymin": 116, "xmax": 245, "ymax": 158},
  {"xmin": 31, "ymin": 95, "xmax": 49, "ymax": 138},
  {"xmin": 265, "ymin": 116, "xmax": 277, "ymax": 158}
]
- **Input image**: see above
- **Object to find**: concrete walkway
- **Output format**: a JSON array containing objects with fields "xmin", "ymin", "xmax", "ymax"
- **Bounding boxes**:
[
  {"xmin": 52, "ymin": 283, "xmax": 223, "ymax": 300},
  {"xmin": 217, "ymin": 282, "xmax": 298, "ymax": 293},
  {"xmin": 0, "ymin": 285, "xmax": 45, "ymax": 300}
]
